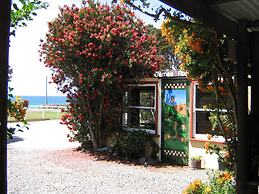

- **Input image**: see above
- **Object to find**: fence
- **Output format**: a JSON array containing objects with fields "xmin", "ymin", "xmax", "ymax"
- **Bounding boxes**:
[{"xmin": 25, "ymin": 106, "xmax": 66, "ymax": 120}]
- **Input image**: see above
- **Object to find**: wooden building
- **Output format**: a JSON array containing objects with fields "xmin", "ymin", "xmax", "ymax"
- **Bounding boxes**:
[{"xmin": 124, "ymin": 74, "xmax": 227, "ymax": 169}]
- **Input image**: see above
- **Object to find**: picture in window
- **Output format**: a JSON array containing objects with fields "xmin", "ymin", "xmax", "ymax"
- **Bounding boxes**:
[{"xmin": 163, "ymin": 89, "xmax": 187, "ymax": 144}]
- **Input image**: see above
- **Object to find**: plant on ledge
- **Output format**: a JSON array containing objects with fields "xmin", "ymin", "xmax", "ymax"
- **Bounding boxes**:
[{"xmin": 190, "ymin": 155, "xmax": 202, "ymax": 169}]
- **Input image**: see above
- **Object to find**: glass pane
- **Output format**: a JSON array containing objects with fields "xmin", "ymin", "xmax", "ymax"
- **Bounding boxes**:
[
  {"xmin": 196, "ymin": 86, "xmax": 232, "ymax": 109},
  {"xmin": 196, "ymin": 88, "xmax": 216, "ymax": 108},
  {"xmin": 128, "ymin": 108, "xmax": 139, "ymax": 128},
  {"xmin": 129, "ymin": 86, "xmax": 155, "ymax": 107},
  {"xmin": 128, "ymin": 108, "xmax": 155, "ymax": 130},
  {"xmin": 196, "ymin": 111, "xmax": 213, "ymax": 135}
]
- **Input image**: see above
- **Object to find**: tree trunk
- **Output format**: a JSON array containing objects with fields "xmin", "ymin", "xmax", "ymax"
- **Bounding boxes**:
[{"xmin": 88, "ymin": 124, "xmax": 98, "ymax": 152}]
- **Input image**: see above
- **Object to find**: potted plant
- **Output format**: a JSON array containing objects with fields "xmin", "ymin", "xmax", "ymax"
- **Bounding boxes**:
[{"xmin": 190, "ymin": 156, "xmax": 202, "ymax": 169}]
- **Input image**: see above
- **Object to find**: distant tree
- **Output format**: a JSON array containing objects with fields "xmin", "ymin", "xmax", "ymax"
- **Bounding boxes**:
[
  {"xmin": 40, "ymin": 1, "xmax": 163, "ymax": 151},
  {"xmin": 146, "ymin": 24, "xmax": 179, "ymax": 70}
]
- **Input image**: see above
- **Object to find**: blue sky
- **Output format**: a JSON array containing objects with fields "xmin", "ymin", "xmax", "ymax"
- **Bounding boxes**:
[
  {"xmin": 164, "ymin": 89, "xmax": 186, "ymax": 105},
  {"xmin": 9, "ymin": 0, "xmax": 171, "ymax": 96}
]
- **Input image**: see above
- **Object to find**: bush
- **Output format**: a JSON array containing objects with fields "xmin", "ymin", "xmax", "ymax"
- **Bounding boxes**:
[
  {"xmin": 113, "ymin": 130, "xmax": 158, "ymax": 160},
  {"xmin": 40, "ymin": 1, "xmax": 162, "ymax": 151},
  {"xmin": 183, "ymin": 171, "xmax": 235, "ymax": 194},
  {"xmin": 206, "ymin": 171, "xmax": 235, "ymax": 194},
  {"xmin": 7, "ymin": 94, "xmax": 29, "ymax": 138},
  {"xmin": 183, "ymin": 179, "xmax": 205, "ymax": 194}
]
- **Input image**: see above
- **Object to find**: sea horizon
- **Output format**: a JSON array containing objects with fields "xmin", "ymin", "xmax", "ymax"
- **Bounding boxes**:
[{"xmin": 13, "ymin": 95, "xmax": 67, "ymax": 108}]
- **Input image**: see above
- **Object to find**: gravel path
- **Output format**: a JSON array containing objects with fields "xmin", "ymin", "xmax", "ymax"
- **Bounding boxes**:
[{"xmin": 8, "ymin": 120, "xmax": 209, "ymax": 194}]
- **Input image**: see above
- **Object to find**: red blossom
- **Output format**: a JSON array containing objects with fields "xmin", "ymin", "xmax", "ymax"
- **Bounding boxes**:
[{"xmin": 39, "ymin": 1, "xmax": 163, "ymax": 148}]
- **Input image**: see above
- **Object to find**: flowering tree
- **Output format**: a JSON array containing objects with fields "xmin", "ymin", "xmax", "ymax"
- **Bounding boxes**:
[
  {"xmin": 161, "ymin": 17, "xmax": 237, "ymax": 170},
  {"xmin": 40, "ymin": 1, "xmax": 162, "ymax": 151},
  {"xmin": 146, "ymin": 24, "xmax": 179, "ymax": 70}
]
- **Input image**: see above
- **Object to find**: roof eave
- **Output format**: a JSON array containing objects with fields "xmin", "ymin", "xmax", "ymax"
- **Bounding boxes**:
[{"xmin": 160, "ymin": 0, "xmax": 238, "ymax": 39}]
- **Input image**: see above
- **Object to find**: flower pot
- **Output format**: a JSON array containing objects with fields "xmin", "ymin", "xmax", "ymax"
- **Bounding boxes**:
[{"xmin": 190, "ymin": 160, "xmax": 201, "ymax": 169}]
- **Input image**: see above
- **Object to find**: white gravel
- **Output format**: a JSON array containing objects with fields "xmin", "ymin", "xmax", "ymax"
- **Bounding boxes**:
[{"xmin": 8, "ymin": 120, "xmax": 209, "ymax": 194}]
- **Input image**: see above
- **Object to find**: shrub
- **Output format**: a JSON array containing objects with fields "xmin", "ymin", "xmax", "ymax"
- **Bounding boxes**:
[
  {"xmin": 40, "ymin": 1, "xmax": 162, "ymax": 151},
  {"xmin": 183, "ymin": 179, "xmax": 205, "ymax": 194},
  {"xmin": 207, "ymin": 171, "xmax": 235, "ymax": 194},
  {"xmin": 113, "ymin": 130, "xmax": 158, "ymax": 160},
  {"xmin": 183, "ymin": 171, "xmax": 235, "ymax": 194},
  {"xmin": 7, "ymin": 94, "xmax": 29, "ymax": 138}
]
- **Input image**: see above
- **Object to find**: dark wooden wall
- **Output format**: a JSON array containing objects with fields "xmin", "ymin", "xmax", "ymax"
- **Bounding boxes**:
[
  {"xmin": 0, "ymin": 1, "xmax": 11, "ymax": 193},
  {"xmin": 248, "ymin": 31, "xmax": 259, "ymax": 193}
]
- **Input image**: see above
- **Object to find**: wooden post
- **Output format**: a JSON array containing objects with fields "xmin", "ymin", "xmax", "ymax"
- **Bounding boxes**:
[
  {"xmin": 236, "ymin": 22, "xmax": 249, "ymax": 194},
  {"xmin": 247, "ymin": 31, "xmax": 259, "ymax": 193},
  {"xmin": 0, "ymin": 1, "xmax": 11, "ymax": 193}
]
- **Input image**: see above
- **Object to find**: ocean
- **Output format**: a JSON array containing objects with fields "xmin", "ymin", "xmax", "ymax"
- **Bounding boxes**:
[{"xmin": 14, "ymin": 96, "xmax": 67, "ymax": 108}]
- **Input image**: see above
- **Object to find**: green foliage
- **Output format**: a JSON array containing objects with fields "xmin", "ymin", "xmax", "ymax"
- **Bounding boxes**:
[
  {"xmin": 113, "ymin": 130, "xmax": 158, "ymax": 160},
  {"xmin": 183, "ymin": 171, "xmax": 235, "ymax": 194},
  {"xmin": 206, "ymin": 171, "xmax": 235, "ymax": 194},
  {"xmin": 208, "ymin": 112, "xmax": 234, "ymax": 134},
  {"xmin": 204, "ymin": 140, "xmax": 236, "ymax": 171},
  {"xmin": 190, "ymin": 155, "xmax": 202, "ymax": 161},
  {"xmin": 10, "ymin": 0, "xmax": 48, "ymax": 36},
  {"xmin": 183, "ymin": 179, "xmax": 205, "ymax": 194},
  {"xmin": 146, "ymin": 24, "xmax": 179, "ymax": 70},
  {"xmin": 7, "ymin": 88, "xmax": 29, "ymax": 138}
]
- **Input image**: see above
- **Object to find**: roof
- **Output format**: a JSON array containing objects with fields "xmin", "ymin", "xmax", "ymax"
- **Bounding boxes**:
[
  {"xmin": 209, "ymin": 0, "xmax": 259, "ymax": 23},
  {"xmin": 160, "ymin": 0, "xmax": 259, "ymax": 38}
]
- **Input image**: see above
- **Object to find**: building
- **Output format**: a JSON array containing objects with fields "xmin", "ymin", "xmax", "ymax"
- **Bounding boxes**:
[{"xmin": 123, "ymin": 70, "xmax": 227, "ymax": 169}]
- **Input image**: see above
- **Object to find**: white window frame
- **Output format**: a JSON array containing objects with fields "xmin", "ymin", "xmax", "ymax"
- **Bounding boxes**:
[
  {"xmin": 123, "ymin": 84, "xmax": 157, "ymax": 135},
  {"xmin": 193, "ymin": 83, "xmax": 225, "ymax": 142}
]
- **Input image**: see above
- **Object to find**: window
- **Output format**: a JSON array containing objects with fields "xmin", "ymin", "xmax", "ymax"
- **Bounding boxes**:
[
  {"xmin": 123, "ymin": 84, "xmax": 156, "ymax": 134},
  {"xmin": 193, "ymin": 84, "xmax": 227, "ymax": 141}
]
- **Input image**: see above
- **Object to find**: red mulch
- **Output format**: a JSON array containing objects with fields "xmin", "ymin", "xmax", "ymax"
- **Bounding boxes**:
[{"xmin": 44, "ymin": 148, "xmax": 191, "ymax": 173}]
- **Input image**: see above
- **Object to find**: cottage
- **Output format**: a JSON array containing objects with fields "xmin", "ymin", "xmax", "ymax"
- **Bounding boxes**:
[{"xmin": 123, "ymin": 70, "xmax": 227, "ymax": 169}]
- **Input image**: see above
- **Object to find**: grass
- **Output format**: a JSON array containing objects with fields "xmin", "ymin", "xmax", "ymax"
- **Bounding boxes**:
[
  {"xmin": 26, "ymin": 111, "xmax": 62, "ymax": 120},
  {"xmin": 8, "ymin": 109, "xmax": 64, "ymax": 122}
]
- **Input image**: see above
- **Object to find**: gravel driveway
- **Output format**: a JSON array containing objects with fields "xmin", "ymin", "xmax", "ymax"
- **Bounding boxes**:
[{"xmin": 8, "ymin": 120, "xmax": 209, "ymax": 194}]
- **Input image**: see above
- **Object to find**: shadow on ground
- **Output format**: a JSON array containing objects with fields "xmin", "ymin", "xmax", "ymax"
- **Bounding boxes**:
[
  {"xmin": 76, "ymin": 148, "xmax": 189, "ymax": 169},
  {"xmin": 7, "ymin": 136, "xmax": 24, "ymax": 144}
]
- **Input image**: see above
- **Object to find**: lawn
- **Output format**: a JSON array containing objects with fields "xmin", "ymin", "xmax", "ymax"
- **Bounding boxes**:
[{"xmin": 8, "ymin": 109, "xmax": 64, "ymax": 122}]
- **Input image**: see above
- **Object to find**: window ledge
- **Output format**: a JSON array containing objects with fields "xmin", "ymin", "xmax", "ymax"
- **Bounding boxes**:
[
  {"xmin": 189, "ymin": 137, "xmax": 225, "ymax": 144},
  {"xmin": 152, "ymin": 133, "xmax": 160, "ymax": 138},
  {"xmin": 122, "ymin": 127, "xmax": 156, "ymax": 135}
]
